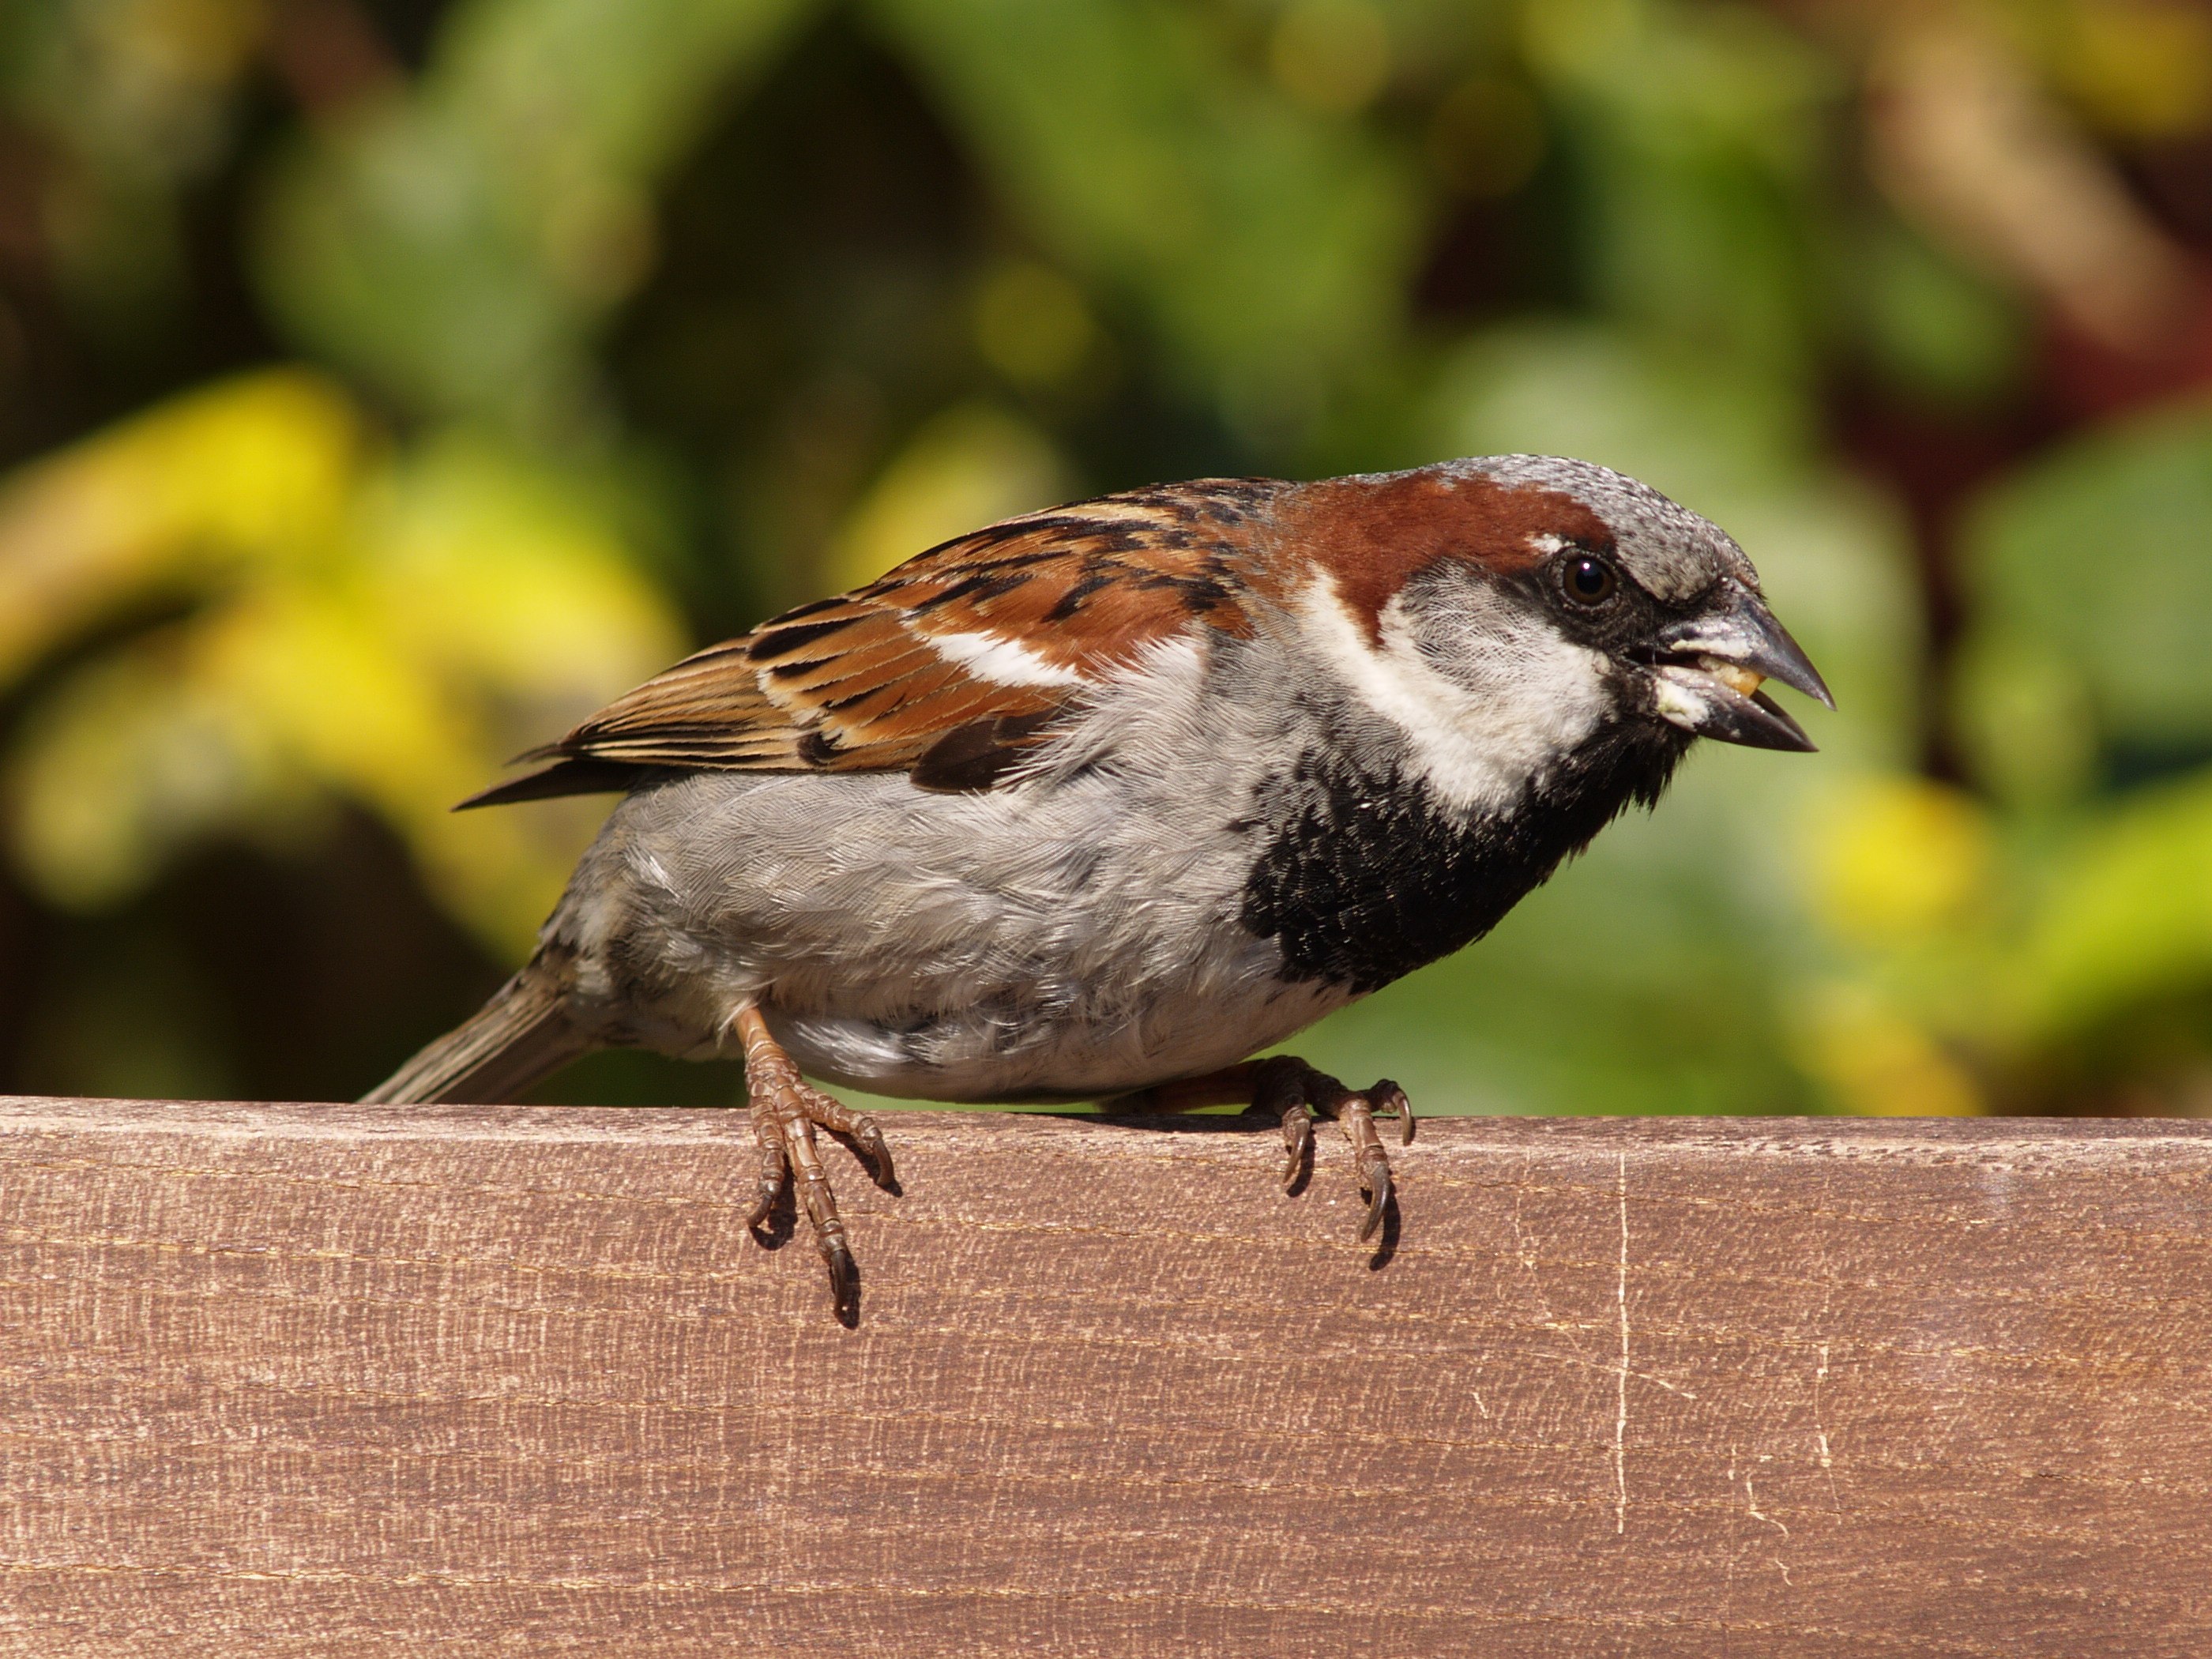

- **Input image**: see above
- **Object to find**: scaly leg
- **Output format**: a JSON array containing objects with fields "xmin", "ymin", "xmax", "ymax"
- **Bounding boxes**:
[
  {"xmin": 1110, "ymin": 1055, "xmax": 1413, "ymax": 1243},
  {"xmin": 733, "ymin": 1006, "xmax": 897, "ymax": 1318}
]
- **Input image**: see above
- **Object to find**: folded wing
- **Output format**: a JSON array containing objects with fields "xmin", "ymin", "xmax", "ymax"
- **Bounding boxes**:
[{"xmin": 461, "ymin": 479, "xmax": 1281, "ymax": 807}]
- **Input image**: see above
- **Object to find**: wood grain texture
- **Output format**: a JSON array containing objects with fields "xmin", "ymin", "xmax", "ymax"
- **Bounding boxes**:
[{"xmin": 0, "ymin": 1100, "xmax": 2206, "ymax": 1657}]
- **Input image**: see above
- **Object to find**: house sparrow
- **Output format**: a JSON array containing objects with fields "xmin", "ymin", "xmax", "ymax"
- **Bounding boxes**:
[{"xmin": 367, "ymin": 455, "xmax": 1830, "ymax": 1317}]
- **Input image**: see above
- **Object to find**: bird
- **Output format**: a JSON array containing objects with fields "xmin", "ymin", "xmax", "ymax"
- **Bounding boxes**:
[{"xmin": 366, "ymin": 454, "xmax": 1830, "ymax": 1318}]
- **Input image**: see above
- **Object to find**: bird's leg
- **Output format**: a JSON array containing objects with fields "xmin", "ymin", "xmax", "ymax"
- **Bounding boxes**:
[
  {"xmin": 732, "ymin": 1006, "xmax": 896, "ymax": 1319},
  {"xmin": 1108, "ymin": 1055, "xmax": 1413, "ymax": 1243}
]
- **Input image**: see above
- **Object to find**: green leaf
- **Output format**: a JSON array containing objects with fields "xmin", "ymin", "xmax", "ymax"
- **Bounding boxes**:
[
  {"xmin": 870, "ymin": 0, "xmax": 1420, "ymax": 438},
  {"xmin": 255, "ymin": 0, "xmax": 821, "ymax": 430},
  {"xmin": 1526, "ymin": 0, "xmax": 1837, "ymax": 380},
  {"xmin": 1959, "ymin": 400, "xmax": 2212, "ymax": 769}
]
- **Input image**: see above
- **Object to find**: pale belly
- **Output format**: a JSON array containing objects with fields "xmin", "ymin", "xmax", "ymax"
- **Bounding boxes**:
[
  {"xmin": 767, "ymin": 965, "xmax": 1352, "ymax": 1102},
  {"xmin": 564, "ymin": 766, "xmax": 1356, "ymax": 1102}
]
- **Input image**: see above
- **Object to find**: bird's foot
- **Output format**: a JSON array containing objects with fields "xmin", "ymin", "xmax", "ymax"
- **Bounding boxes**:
[
  {"xmin": 1249, "ymin": 1055, "xmax": 1413, "ymax": 1242},
  {"xmin": 1109, "ymin": 1055, "xmax": 1413, "ymax": 1244},
  {"xmin": 733, "ymin": 1006, "xmax": 897, "ymax": 1322}
]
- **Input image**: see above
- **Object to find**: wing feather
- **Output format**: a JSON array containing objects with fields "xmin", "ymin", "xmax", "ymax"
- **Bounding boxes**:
[{"xmin": 461, "ymin": 478, "xmax": 1286, "ymax": 805}]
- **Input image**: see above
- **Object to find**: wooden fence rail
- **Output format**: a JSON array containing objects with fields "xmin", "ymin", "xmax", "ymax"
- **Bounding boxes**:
[{"xmin": 0, "ymin": 1098, "xmax": 2206, "ymax": 1656}]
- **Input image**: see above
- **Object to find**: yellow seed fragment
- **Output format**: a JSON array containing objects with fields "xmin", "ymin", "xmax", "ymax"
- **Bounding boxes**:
[{"xmin": 1699, "ymin": 656, "xmax": 1766, "ymax": 699}]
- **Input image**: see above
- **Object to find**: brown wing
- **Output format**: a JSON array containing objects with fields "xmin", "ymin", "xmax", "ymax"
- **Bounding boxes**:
[{"xmin": 459, "ymin": 479, "xmax": 1285, "ymax": 807}]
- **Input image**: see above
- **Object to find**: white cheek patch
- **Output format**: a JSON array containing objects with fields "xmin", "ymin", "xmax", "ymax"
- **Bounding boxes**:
[
  {"xmin": 1296, "ymin": 577, "xmax": 1610, "ymax": 815},
  {"xmin": 924, "ymin": 629, "xmax": 1090, "ymax": 687}
]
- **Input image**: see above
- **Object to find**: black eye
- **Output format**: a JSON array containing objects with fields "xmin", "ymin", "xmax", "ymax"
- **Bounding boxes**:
[{"xmin": 1563, "ymin": 555, "xmax": 1616, "ymax": 605}]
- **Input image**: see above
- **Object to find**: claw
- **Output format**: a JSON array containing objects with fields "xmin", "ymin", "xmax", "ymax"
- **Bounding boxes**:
[
  {"xmin": 1279, "ymin": 1105, "xmax": 1313, "ymax": 1192},
  {"xmin": 1356, "ymin": 1153, "xmax": 1392, "ymax": 1243},
  {"xmin": 1371, "ymin": 1078, "xmax": 1414, "ymax": 1146},
  {"xmin": 825, "ymin": 1236, "xmax": 858, "ymax": 1319}
]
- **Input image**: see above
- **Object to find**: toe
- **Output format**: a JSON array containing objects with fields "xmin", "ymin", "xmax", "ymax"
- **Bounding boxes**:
[
  {"xmin": 1371, "ymin": 1078, "xmax": 1414, "ymax": 1144},
  {"xmin": 796, "ymin": 1082, "xmax": 901, "ymax": 1194},
  {"xmin": 743, "ymin": 1113, "xmax": 792, "ymax": 1230},
  {"xmin": 852, "ymin": 1115, "xmax": 898, "ymax": 1193}
]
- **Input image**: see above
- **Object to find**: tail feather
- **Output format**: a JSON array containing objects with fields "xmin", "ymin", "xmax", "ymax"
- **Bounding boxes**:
[{"xmin": 363, "ymin": 951, "xmax": 594, "ymax": 1104}]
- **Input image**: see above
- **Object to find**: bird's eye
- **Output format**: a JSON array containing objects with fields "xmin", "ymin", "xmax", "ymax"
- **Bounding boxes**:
[{"xmin": 1563, "ymin": 555, "xmax": 1617, "ymax": 605}]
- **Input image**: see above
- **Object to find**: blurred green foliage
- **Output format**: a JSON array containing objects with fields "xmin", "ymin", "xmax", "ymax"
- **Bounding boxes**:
[{"xmin": 4, "ymin": 0, "xmax": 2212, "ymax": 1115}]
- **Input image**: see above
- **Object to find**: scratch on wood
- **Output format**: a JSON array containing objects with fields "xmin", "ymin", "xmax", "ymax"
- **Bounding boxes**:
[
  {"xmin": 1615, "ymin": 1150, "xmax": 1630, "ymax": 1537},
  {"xmin": 1510, "ymin": 1160, "xmax": 1571, "ymax": 1351},
  {"xmin": 1815, "ymin": 1341, "xmax": 1841, "ymax": 1515},
  {"xmin": 1744, "ymin": 1476, "xmax": 1789, "ymax": 1540},
  {"xmin": 1531, "ymin": 1349, "xmax": 1697, "ymax": 1400}
]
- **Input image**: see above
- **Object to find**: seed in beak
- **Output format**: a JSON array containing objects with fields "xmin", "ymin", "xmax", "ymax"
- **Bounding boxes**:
[{"xmin": 1698, "ymin": 655, "xmax": 1766, "ymax": 699}]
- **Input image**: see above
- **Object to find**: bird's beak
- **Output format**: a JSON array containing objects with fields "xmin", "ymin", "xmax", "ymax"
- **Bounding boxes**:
[{"xmin": 1642, "ymin": 583, "xmax": 1833, "ymax": 754}]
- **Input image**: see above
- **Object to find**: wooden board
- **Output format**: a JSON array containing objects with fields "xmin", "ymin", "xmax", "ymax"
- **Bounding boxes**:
[{"xmin": 0, "ymin": 1098, "xmax": 2206, "ymax": 1656}]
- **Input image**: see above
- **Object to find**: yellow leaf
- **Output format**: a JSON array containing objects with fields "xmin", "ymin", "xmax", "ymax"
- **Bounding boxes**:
[
  {"xmin": 5, "ymin": 620, "xmax": 295, "ymax": 910},
  {"xmin": 208, "ymin": 585, "xmax": 594, "ymax": 956},
  {"xmin": 360, "ymin": 435, "xmax": 683, "ymax": 724},
  {"xmin": 1811, "ymin": 777, "xmax": 1994, "ymax": 945},
  {"xmin": 1793, "ymin": 984, "xmax": 1984, "ymax": 1115},
  {"xmin": 0, "ymin": 370, "xmax": 362, "ymax": 683}
]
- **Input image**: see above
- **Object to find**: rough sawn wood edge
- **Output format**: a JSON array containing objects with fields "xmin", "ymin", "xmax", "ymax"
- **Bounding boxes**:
[{"xmin": 2, "ymin": 1093, "xmax": 2206, "ymax": 1153}]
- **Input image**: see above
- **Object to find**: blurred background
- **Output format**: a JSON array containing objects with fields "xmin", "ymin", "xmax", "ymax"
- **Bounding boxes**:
[{"xmin": 3, "ymin": 0, "xmax": 2212, "ymax": 1116}]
